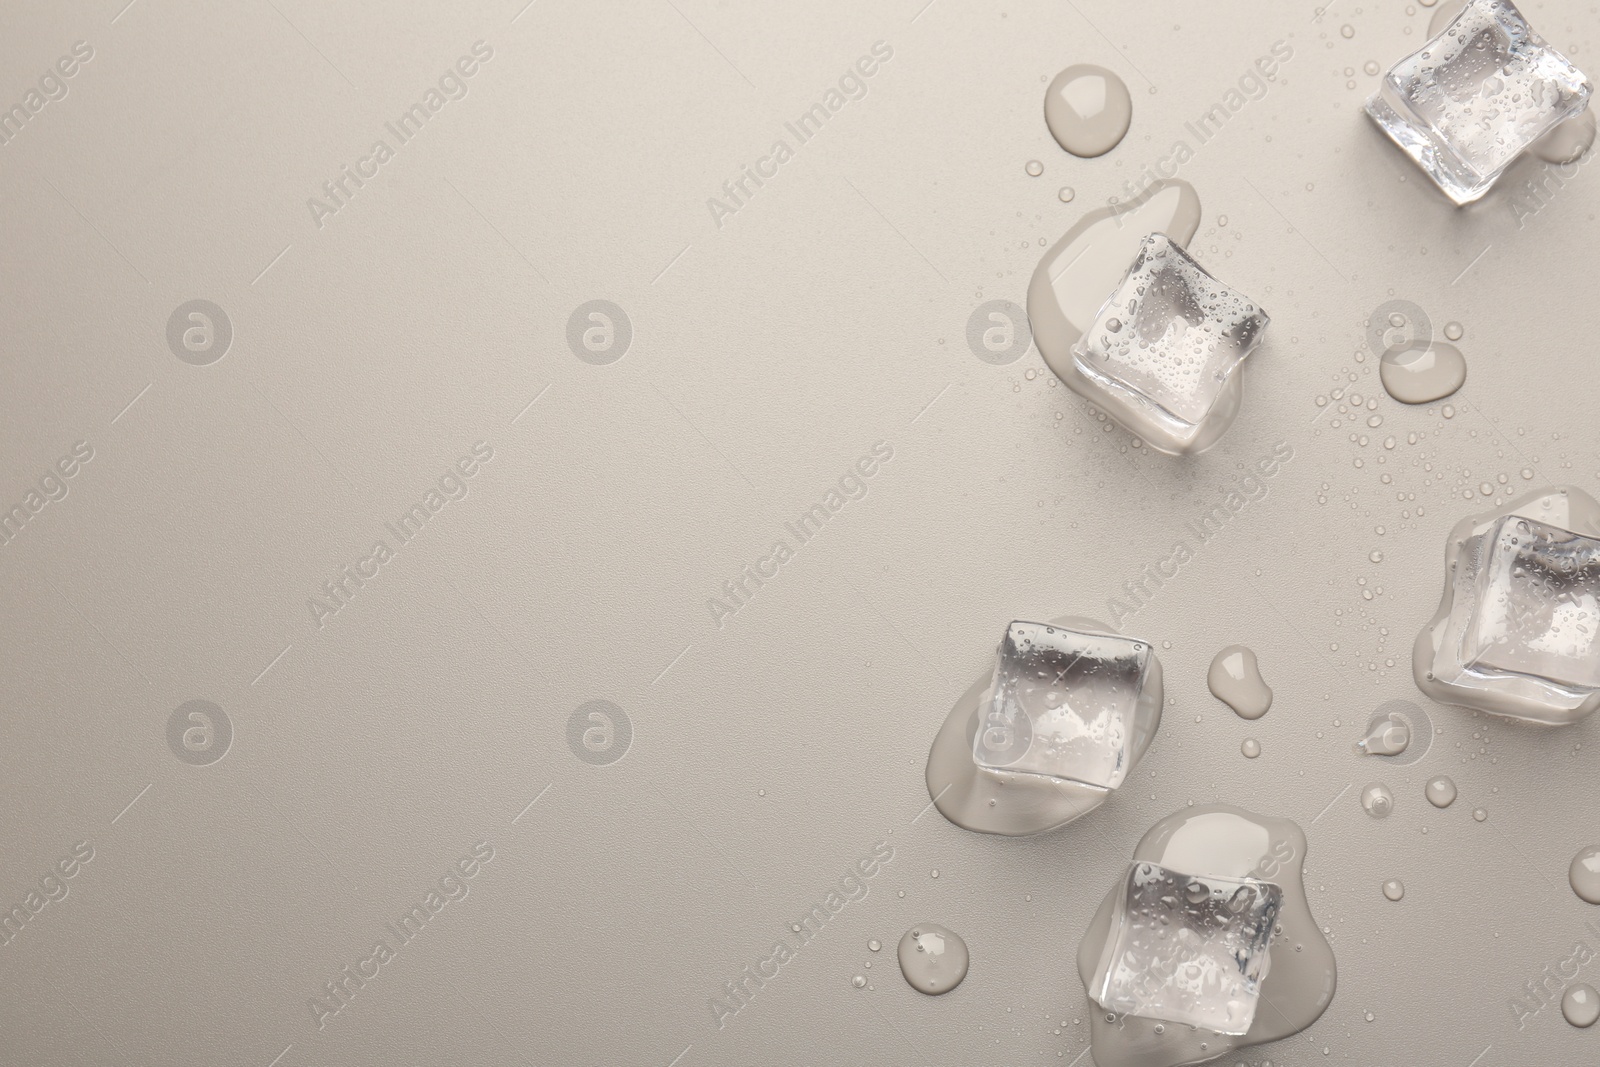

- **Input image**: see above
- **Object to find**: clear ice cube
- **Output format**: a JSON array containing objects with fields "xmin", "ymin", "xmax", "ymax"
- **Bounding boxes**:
[
  {"xmin": 1463, "ymin": 516, "xmax": 1600, "ymax": 690},
  {"xmin": 1365, "ymin": 0, "xmax": 1592, "ymax": 204},
  {"xmin": 1070, "ymin": 232, "xmax": 1268, "ymax": 447},
  {"xmin": 973, "ymin": 621, "xmax": 1153, "ymax": 790},
  {"xmin": 1091, "ymin": 861, "xmax": 1282, "ymax": 1036}
]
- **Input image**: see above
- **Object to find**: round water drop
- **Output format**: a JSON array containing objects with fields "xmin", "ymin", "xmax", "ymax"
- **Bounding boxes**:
[
  {"xmin": 851, "ymin": 974, "xmax": 867, "ymax": 988},
  {"xmin": 1425, "ymin": 775, "xmax": 1457, "ymax": 808},
  {"xmin": 1473, "ymin": 807, "xmax": 1488, "ymax": 822},
  {"xmin": 1361, "ymin": 783, "xmax": 1395, "ymax": 818},
  {"xmin": 1044, "ymin": 64, "xmax": 1133, "ymax": 158},
  {"xmin": 1382, "ymin": 879, "xmax": 1405, "ymax": 901},
  {"xmin": 1379, "ymin": 340, "xmax": 1466, "ymax": 404},
  {"xmin": 1572, "ymin": 847, "xmax": 1600, "ymax": 904},
  {"xmin": 1241, "ymin": 737, "xmax": 1261, "ymax": 758},
  {"xmin": 1026, "ymin": 159, "xmax": 1044, "ymax": 177},
  {"xmin": 1443, "ymin": 321, "xmax": 1463, "ymax": 341},
  {"xmin": 1564, "ymin": 983, "xmax": 1600, "ymax": 1028},
  {"xmin": 1058, "ymin": 186, "xmax": 1076, "ymax": 203},
  {"xmin": 1531, "ymin": 109, "xmax": 1597, "ymax": 165},
  {"xmin": 1208, "ymin": 645, "xmax": 1273, "ymax": 719},
  {"xmin": 868, "ymin": 938, "xmax": 882, "ymax": 951},
  {"xmin": 898, "ymin": 923, "xmax": 969, "ymax": 995}
]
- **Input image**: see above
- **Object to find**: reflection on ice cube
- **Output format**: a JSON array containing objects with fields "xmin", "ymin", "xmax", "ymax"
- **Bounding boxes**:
[
  {"xmin": 1070, "ymin": 233, "xmax": 1268, "ymax": 455},
  {"xmin": 1366, "ymin": 0, "xmax": 1592, "ymax": 203},
  {"xmin": 973, "ymin": 621, "xmax": 1154, "ymax": 790},
  {"xmin": 1090, "ymin": 860, "xmax": 1282, "ymax": 1036},
  {"xmin": 1416, "ymin": 487, "xmax": 1600, "ymax": 723}
]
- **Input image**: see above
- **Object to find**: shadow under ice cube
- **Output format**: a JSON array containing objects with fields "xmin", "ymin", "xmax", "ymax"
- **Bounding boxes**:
[
  {"xmin": 1090, "ymin": 861, "xmax": 1282, "ymax": 1036},
  {"xmin": 1070, "ymin": 233, "xmax": 1268, "ymax": 454},
  {"xmin": 973, "ymin": 621, "xmax": 1153, "ymax": 790},
  {"xmin": 1365, "ymin": 0, "xmax": 1592, "ymax": 204}
]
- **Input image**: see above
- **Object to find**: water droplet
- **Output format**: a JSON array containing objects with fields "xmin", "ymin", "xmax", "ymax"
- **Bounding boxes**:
[
  {"xmin": 851, "ymin": 974, "xmax": 867, "ymax": 988},
  {"xmin": 1026, "ymin": 159, "xmax": 1044, "ymax": 177},
  {"xmin": 1208, "ymin": 645, "xmax": 1273, "ymax": 719},
  {"xmin": 1058, "ymin": 186, "xmax": 1076, "ymax": 203},
  {"xmin": 1241, "ymin": 738, "xmax": 1262, "ymax": 758},
  {"xmin": 1425, "ymin": 775, "xmax": 1457, "ymax": 808},
  {"xmin": 1370, "ymin": 550, "xmax": 1384, "ymax": 562},
  {"xmin": 1473, "ymin": 807, "xmax": 1488, "ymax": 822},
  {"xmin": 1341, "ymin": 23, "xmax": 1354, "ymax": 38},
  {"xmin": 1571, "ymin": 846, "xmax": 1600, "ymax": 904},
  {"xmin": 1355, "ymin": 714, "xmax": 1410, "ymax": 756},
  {"xmin": 1382, "ymin": 879, "xmax": 1405, "ymax": 901},
  {"xmin": 1380, "ymin": 341, "xmax": 1467, "ymax": 404},
  {"xmin": 1443, "ymin": 321, "xmax": 1463, "ymax": 341},
  {"xmin": 868, "ymin": 939, "xmax": 882, "ymax": 952},
  {"xmin": 898, "ymin": 923, "xmax": 969, "ymax": 995},
  {"xmin": 1361, "ymin": 782, "xmax": 1395, "ymax": 818},
  {"xmin": 1044, "ymin": 65, "xmax": 1133, "ymax": 158},
  {"xmin": 1564, "ymin": 983, "xmax": 1600, "ymax": 1028},
  {"xmin": 930, "ymin": 868, "xmax": 940, "ymax": 878}
]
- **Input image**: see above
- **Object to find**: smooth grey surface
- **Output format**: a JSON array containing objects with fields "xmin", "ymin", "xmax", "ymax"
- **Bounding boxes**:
[{"xmin": 3, "ymin": 2, "xmax": 1600, "ymax": 1065}]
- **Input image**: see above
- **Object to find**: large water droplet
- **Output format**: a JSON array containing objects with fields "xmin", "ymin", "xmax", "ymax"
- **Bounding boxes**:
[
  {"xmin": 1571, "ymin": 846, "xmax": 1600, "ymax": 904},
  {"xmin": 1044, "ymin": 64, "xmax": 1133, "ymax": 158},
  {"xmin": 1361, "ymin": 783, "xmax": 1395, "ymax": 818},
  {"xmin": 1426, "ymin": 775, "xmax": 1458, "ymax": 808},
  {"xmin": 1379, "ymin": 340, "xmax": 1467, "ymax": 404},
  {"xmin": 898, "ymin": 923, "xmax": 969, "ymax": 995},
  {"xmin": 1563, "ymin": 983, "xmax": 1600, "ymax": 1028},
  {"xmin": 1208, "ymin": 645, "xmax": 1273, "ymax": 719}
]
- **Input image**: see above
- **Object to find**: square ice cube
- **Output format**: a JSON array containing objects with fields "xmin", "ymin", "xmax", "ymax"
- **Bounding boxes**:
[
  {"xmin": 1463, "ymin": 516, "xmax": 1600, "ymax": 689},
  {"xmin": 1365, "ymin": 0, "xmax": 1592, "ymax": 204},
  {"xmin": 1070, "ymin": 232, "xmax": 1268, "ymax": 439},
  {"xmin": 973, "ymin": 621, "xmax": 1152, "ymax": 790},
  {"xmin": 1090, "ymin": 861, "xmax": 1282, "ymax": 1035}
]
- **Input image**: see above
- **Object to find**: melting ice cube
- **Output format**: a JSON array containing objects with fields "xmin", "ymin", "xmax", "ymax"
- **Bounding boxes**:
[
  {"xmin": 1070, "ymin": 233, "xmax": 1268, "ymax": 453},
  {"xmin": 973, "ymin": 621, "xmax": 1154, "ymax": 790},
  {"xmin": 1416, "ymin": 487, "xmax": 1600, "ymax": 723},
  {"xmin": 1366, "ymin": 0, "xmax": 1592, "ymax": 204},
  {"xmin": 1090, "ymin": 860, "xmax": 1282, "ymax": 1036}
]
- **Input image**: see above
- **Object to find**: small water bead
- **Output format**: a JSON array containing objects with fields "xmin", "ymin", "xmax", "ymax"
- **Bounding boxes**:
[
  {"xmin": 852, "ymin": 974, "xmax": 867, "ymax": 988},
  {"xmin": 1473, "ymin": 808, "xmax": 1487, "ymax": 822},
  {"xmin": 1242, "ymin": 738, "xmax": 1262, "ymax": 758},
  {"xmin": 1026, "ymin": 159, "xmax": 1044, "ymax": 177},
  {"xmin": 868, "ymin": 939, "xmax": 882, "ymax": 952},
  {"xmin": 1564, "ymin": 984, "xmax": 1600, "ymax": 1028},
  {"xmin": 1425, "ymin": 775, "xmax": 1457, "ymax": 808},
  {"xmin": 1364, "ymin": 60, "xmax": 1380, "ymax": 75},
  {"xmin": 930, "ymin": 869, "xmax": 940, "ymax": 878},
  {"xmin": 1571, "ymin": 847, "xmax": 1600, "ymax": 904},
  {"xmin": 1442, "ymin": 404, "xmax": 1456, "ymax": 419},
  {"xmin": 1361, "ymin": 783, "xmax": 1395, "ymax": 818},
  {"xmin": 1370, "ymin": 551, "xmax": 1384, "ymax": 562},
  {"xmin": 1341, "ymin": 23, "xmax": 1354, "ymax": 37},
  {"xmin": 1058, "ymin": 186, "xmax": 1076, "ymax": 202},
  {"xmin": 1382, "ymin": 879, "xmax": 1405, "ymax": 901},
  {"xmin": 1443, "ymin": 321, "xmax": 1463, "ymax": 341}
]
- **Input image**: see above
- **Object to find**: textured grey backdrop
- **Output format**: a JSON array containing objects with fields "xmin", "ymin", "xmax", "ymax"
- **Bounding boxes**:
[{"xmin": 2, "ymin": 1, "xmax": 1598, "ymax": 1065}]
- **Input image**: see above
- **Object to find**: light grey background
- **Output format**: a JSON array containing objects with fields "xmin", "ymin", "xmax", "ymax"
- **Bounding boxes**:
[{"xmin": 2, "ymin": 1, "xmax": 1597, "ymax": 1065}]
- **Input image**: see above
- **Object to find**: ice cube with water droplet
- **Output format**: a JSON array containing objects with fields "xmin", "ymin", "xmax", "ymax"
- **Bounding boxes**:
[
  {"xmin": 1070, "ymin": 233, "xmax": 1268, "ymax": 455},
  {"xmin": 973, "ymin": 621, "xmax": 1155, "ymax": 790},
  {"xmin": 1416, "ymin": 487, "xmax": 1600, "ymax": 723},
  {"xmin": 1089, "ymin": 860, "xmax": 1282, "ymax": 1035},
  {"xmin": 1365, "ymin": 0, "xmax": 1592, "ymax": 204}
]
